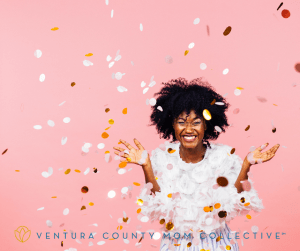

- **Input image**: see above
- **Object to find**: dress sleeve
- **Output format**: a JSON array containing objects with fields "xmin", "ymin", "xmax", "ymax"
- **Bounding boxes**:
[{"xmin": 137, "ymin": 147, "xmax": 177, "ymax": 223}]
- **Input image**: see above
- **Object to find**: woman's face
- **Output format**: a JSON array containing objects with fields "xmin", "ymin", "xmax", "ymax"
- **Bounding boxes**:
[{"xmin": 173, "ymin": 110, "xmax": 206, "ymax": 149}]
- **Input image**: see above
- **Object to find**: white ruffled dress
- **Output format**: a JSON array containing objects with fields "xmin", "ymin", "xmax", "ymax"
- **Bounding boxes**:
[{"xmin": 138, "ymin": 142, "xmax": 264, "ymax": 250}]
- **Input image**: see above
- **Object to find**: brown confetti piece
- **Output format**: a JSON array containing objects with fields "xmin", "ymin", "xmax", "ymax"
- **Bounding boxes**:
[
  {"xmin": 184, "ymin": 50, "xmax": 189, "ymax": 56},
  {"xmin": 272, "ymin": 128, "xmax": 276, "ymax": 133},
  {"xmin": 105, "ymin": 108, "xmax": 110, "ymax": 113},
  {"xmin": 210, "ymin": 99, "xmax": 216, "ymax": 105},
  {"xmin": 226, "ymin": 245, "xmax": 231, "ymax": 250},
  {"xmin": 167, "ymin": 148, "xmax": 176, "ymax": 154},
  {"xmin": 122, "ymin": 108, "xmax": 127, "ymax": 114},
  {"xmin": 51, "ymin": 196, "xmax": 57, "ymax": 198},
  {"xmin": 85, "ymin": 53, "xmax": 93, "ymax": 56},
  {"xmin": 187, "ymin": 242, "xmax": 192, "ymax": 247},
  {"xmin": 295, "ymin": 63, "xmax": 300, "ymax": 73},
  {"xmin": 230, "ymin": 148, "xmax": 235, "ymax": 154},
  {"xmin": 217, "ymin": 177, "xmax": 228, "ymax": 187},
  {"xmin": 119, "ymin": 162, "xmax": 127, "ymax": 168},
  {"xmin": 218, "ymin": 211, "xmax": 227, "ymax": 218},
  {"xmin": 167, "ymin": 193, "xmax": 172, "ymax": 198},
  {"xmin": 102, "ymin": 132, "xmax": 109, "ymax": 138},
  {"xmin": 89, "ymin": 202, "xmax": 94, "ymax": 206},
  {"xmin": 281, "ymin": 9, "xmax": 290, "ymax": 18},
  {"xmin": 64, "ymin": 169, "xmax": 71, "ymax": 175},
  {"xmin": 137, "ymin": 208, "xmax": 141, "ymax": 214},
  {"xmin": 160, "ymin": 219, "xmax": 165, "ymax": 224},
  {"xmin": 214, "ymin": 203, "xmax": 221, "ymax": 209},
  {"xmin": 246, "ymin": 214, "xmax": 252, "ymax": 219},
  {"xmin": 203, "ymin": 109, "xmax": 212, "ymax": 120},
  {"xmin": 174, "ymin": 244, "xmax": 181, "ymax": 246},
  {"xmin": 138, "ymin": 237, "xmax": 143, "ymax": 243},
  {"xmin": 244, "ymin": 202, "xmax": 250, "ymax": 206},
  {"xmin": 137, "ymin": 199, "xmax": 143, "ymax": 206},
  {"xmin": 207, "ymin": 25, "xmax": 210, "ymax": 36},
  {"xmin": 223, "ymin": 26, "xmax": 232, "ymax": 36},
  {"xmin": 81, "ymin": 186, "xmax": 89, "ymax": 193},
  {"xmin": 108, "ymin": 119, "xmax": 114, "ymax": 125},
  {"xmin": 123, "ymin": 217, "xmax": 128, "ymax": 222},
  {"xmin": 245, "ymin": 125, "xmax": 250, "ymax": 131},
  {"xmin": 75, "ymin": 169, "xmax": 81, "ymax": 173},
  {"xmin": 2, "ymin": 149, "xmax": 8, "ymax": 155},
  {"xmin": 204, "ymin": 206, "xmax": 211, "ymax": 212},
  {"xmin": 216, "ymin": 236, "xmax": 221, "ymax": 242},
  {"xmin": 166, "ymin": 221, "xmax": 174, "ymax": 230},
  {"xmin": 81, "ymin": 206, "xmax": 86, "ymax": 210},
  {"xmin": 133, "ymin": 182, "xmax": 140, "ymax": 186},
  {"xmin": 93, "ymin": 168, "xmax": 97, "ymax": 173},
  {"xmin": 105, "ymin": 126, "xmax": 111, "ymax": 130},
  {"xmin": 61, "ymin": 241, "xmax": 63, "ymax": 247},
  {"xmin": 51, "ymin": 27, "xmax": 59, "ymax": 31},
  {"xmin": 71, "ymin": 82, "xmax": 76, "ymax": 87},
  {"xmin": 15, "ymin": 170, "xmax": 20, "ymax": 172},
  {"xmin": 240, "ymin": 197, "xmax": 245, "ymax": 203}
]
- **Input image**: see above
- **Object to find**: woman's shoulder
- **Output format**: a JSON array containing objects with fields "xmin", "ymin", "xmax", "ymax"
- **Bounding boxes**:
[{"xmin": 208, "ymin": 142, "xmax": 233, "ymax": 153}]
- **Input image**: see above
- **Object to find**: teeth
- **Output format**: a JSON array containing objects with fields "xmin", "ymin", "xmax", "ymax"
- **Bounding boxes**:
[{"xmin": 184, "ymin": 136, "xmax": 195, "ymax": 139}]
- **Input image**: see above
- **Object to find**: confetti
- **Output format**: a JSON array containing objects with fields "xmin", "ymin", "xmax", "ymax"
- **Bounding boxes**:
[
  {"xmin": 246, "ymin": 214, "xmax": 252, "ymax": 219},
  {"xmin": 165, "ymin": 55, "xmax": 173, "ymax": 64},
  {"xmin": 251, "ymin": 225, "xmax": 259, "ymax": 232},
  {"xmin": 81, "ymin": 186, "xmax": 89, "ymax": 193},
  {"xmin": 188, "ymin": 42, "xmax": 195, "ymax": 49},
  {"xmin": 108, "ymin": 119, "xmax": 114, "ymax": 125},
  {"xmin": 165, "ymin": 222, "xmax": 174, "ymax": 230},
  {"xmin": 139, "ymin": 23, "xmax": 143, "ymax": 31},
  {"xmin": 157, "ymin": 106, "xmax": 163, "ymax": 112},
  {"xmin": 89, "ymin": 202, "xmax": 94, "ymax": 206},
  {"xmin": 215, "ymin": 102, "xmax": 224, "ymax": 105},
  {"xmin": 215, "ymin": 126, "xmax": 222, "ymax": 132},
  {"xmin": 207, "ymin": 25, "xmax": 210, "ymax": 36},
  {"xmin": 119, "ymin": 161, "xmax": 127, "ymax": 168},
  {"xmin": 234, "ymin": 89, "xmax": 241, "ymax": 96},
  {"xmin": 111, "ymin": 9, "xmax": 113, "ymax": 18},
  {"xmin": 203, "ymin": 109, "xmax": 212, "ymax": 120},
  {"xmin": 146, "ymin": 99, "xmax": 149, "ymax": 105},
  {"xmin": 193, "ymin": 18, "xmax": 200, "ymax": 24},
  {"xmin": 205, "ymin": 218, "xmax": 213, "ymax": 225},
  {"xmin": 218, "ymin": 211, "xmax": 227, "ymax": 218},
  {"xmin": 223, "ymin": 26, "xmax": 232, "ymax": 36},
  {"xmin": 108, "ymin": 190, "xmax": 116, "ymax": 198},
  {"xmin": 51, "ymin": 27, "xmax": 59, "ymax": 31},
  {"xmin": 117, "ymin": 86, "xmax": 128, "ymax": 92},
  {"xmin": 61, "ymin": 137, "xmax": 67, "ymax": 145},
  {"xmin": 102, "ymin": 132, "xmax": 109, "ymax": 138},
  {"xmin": 85, "ymin": 53, "xmax": 93, "ymax": 57},
  {"xmin": 294, "ymin": 63, "xmax": 300, "ymax": 73},
  {"xmin": 97, "ymin": 143, "xmax": 105, "ymax": 149},
  {"xmin": 114, "ymin": 55, "xmax": 121, "ymax": 61},
  {"xmin": 223, "ymin": 68, "xmax": 229, "ymax": 75},
  {"xmin": 84, "ymin": 168, "xmax": 90, "ymax": 175},
  {"xmin": 46, "ymin": 220, "xmax": 53, "ymax": 227},
  {"xmin": 34, "ymin": 49, "xmax": 42, "ymax": 58},
  {"xmin": 63, "ymin": 117, "xmax": 71, "ymax": 123},
  {"xmin": 2, "ymin": 149, "xmax": 8, "ymax": 155},
  {"xmin": 226, "ymin": 245, "xmax": 231, "ymax": 250},
  {"xmin": 37, "ymin": 207, "xmax": 44, "ymax": 211},
  {"xmin": 39, "ymin": 74, "xmax": 45, "ymax": 82},
  {"xmin": 81, "ymin": 206, "xmax": 86, "ymax": 210},
  {"xmin": 184, "ymin": 50, "xmax": 189, "ymax": 56},
  {"xmin": 141, "ymin": 81, "xmax": 146, "ymax": 87},
  {"xmin": 115, "ymin": 72, "xmax": 125, "ymax": 80},
  {"xmin": 272, "ymin": 128, "xmax": 276, "ymax": 133},
  {"xmin": 42, "ymin": 167, "xmax": 53, "ymax": 178},
  {"xmin": 133, "ymin": 182, "xmax": 140, "ymax": 186},
  {"xmin": 83, "ymin": 60, "xmax": 93, "ymax": 66},
  {"xmin": 233, "ymin": 108, "xmax": 240, "ymax": 114},
  {"xmin": 63, "ymin": 208, "xmax": 69, "ymax": 215},
  {"xmin": 217, "ymin": 177, "xmax": 228, "ymax": 187},
  {"xmin": 143, "ymin": 87, "xmax": 149, "ymax": 94},
  {"xmin": 245, "ymin": 125, "xmax": 250, "ymax": 131},
  {"xmin": 200, "ymin": 63, "xmax": 207, "ymax": 70},
  {"xmin": 230, "ymin": 148, "xmax": 235, "ymax": 154},
  {"xmin": 109, "ymin": 62, "xmax": 114, "ymax": 68},
  {"xmin": 281, "ymin": 9, "xmax": 290, "ymax": 18},
  {"xmin": 149, "ymin": 98, "xmax": 156, "ymax": 106},
  {"xmin": 214, "ymin": 203, "xmax": 221, "ymax": 209},
  {"xmin": 149, "ymin": 80, "xmax": 156, "ymax": 87},
  {"xmin": 137, "ymin": 199, "xmax": 143, "ymax": 206}
]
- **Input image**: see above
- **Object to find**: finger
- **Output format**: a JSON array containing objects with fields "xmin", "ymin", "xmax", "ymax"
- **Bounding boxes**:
[
  {"xmin": 134, "ymin": 138, "xmax": 144, "ymax": 151},
  {"xmin": 257, "ymin": 143, "xmax": 269, "ymax": 152},
  {"xmin": 269, "ymin": 144, "xmax": 280, "ymax": 154},
  {"xmin": 119, "ymin": 139, "xmax": 133, "ymax": 150},
  {"xmin": 114, "ymin": 151, "xmax": 127, "ymax": 158},
  {"xmin": 263, "ymin": 153, "xmax": 275, "ymax": 162},
  {"xmin": 113, "ymin": 146, "xmax": 126, "ymax": 152}
]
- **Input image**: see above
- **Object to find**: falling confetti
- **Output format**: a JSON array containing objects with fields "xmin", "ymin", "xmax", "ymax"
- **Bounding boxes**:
[
  {"xmin": 81, "ymin": 186, "xmax": 89, "ymax": 193},
  {"xmin": 85, "ymin": 53, "xmax": 93, "ymax": 57},
  {"xmin": 111, "ymin": 9, "xmax": 113, "ymax": 18},
  {"xmin": 41, "ymin": 167, "xmax": 53, "ymax": 178},
  {"xmin": 115, "ymin": 72, "xmax": 125, "ymax": 80},
  {"xmin": 223, "ymin": 68, "xmax": 229, "ymax": 75},
  {"xmin": 294, "ymin": 63, "xmax": 300, "ymax": 73},
  {"xmin": 233, "ymin": 108, "xmax": 240, "ymax": 114},
  {"xmin": 65, "ymin": 169, "xmax": 71, "ymax": 175},
  {"xmin": 215, "ymin": 126, "xmax": 222, "ymax": 132},
  {"xmin": 108, "ymin": 119, "xmax": 114, "ymax": 125},
  {"xmin": 223, "ymin": 26, "xmax": 232, "ymax": 36},
  {"xmin": 117, "ymin": 86, "xmax": 128, "ymax": 92},
  {"xmin": 71, "ymin": 82, "xmax": 76, "ymax": 87},
  {"xmin": 193, "ymin": 18, "xmax": 200, "ymax": 24},
  {"xmin": 81, "ymin": 206, "xmax": 86, "ymax": 210},
  {"xmin": 51, "ymin": 27, "xmax": 59, "ymax": 31},
  {"xmin": 108, "ymin": 190, "xmax": 116, "ymax": 198},
  {"xmin": 2, "ymin": 149, "xmax": 8, "ymax": 155},
  {"xmin": 251, "ymin": 225, "xmax": 259, "ymax": 232},
  {"xmin": 184, "ymin": 50, "xmax": 189, "ymax": 56},
  {"xmin": 167, "ymin": 148, "xmax": 176, "ymax": 154},
  {"xmin": 39, "ymin": 74, "xmax": 45, "ymax": 82},
  {"xmin": 165, "ymin": 222, "xmax": 174, "ymax": 230},
  {"xmin": 63, "ymin": 117, "xmax": 71, "ymax": 123},
  {"xmin": 61, "ymin": 137, "xmax": 67, "ymax": 145},
  {"xmin": 188, "ymin": 42, "xmax": 195, "ymax": 49},
  {"xmin": 157, "ymin": 106, "xmax": 163, "ymax": 112},
  {"xmin": 63, "ymin": 208, "xmax": 69, "ymax": 215},
  {"xmin": 246, "ymin": 214, "xmax": 252, "ymax": 219},
  {"xmin": 256, "ymin": 96, "xmax": 267, "ymax": 103},
  {"xmin": 203, "ymin": 109, "xmax": 212, "ymax": 120},
  {"xmin": 109, "ymin": 62, "xmax": 114, "ymax": 68},
  {"xmin": 218, "ymin": 211, "xmax": 227, "ymax": 218},
  {"xmin": 37, "ymin": 207, "xmax": 44, "ymax": 211},
  {"xmin": 234, "ymin": 89, "xmax": 241, "ymax": 96},
  {"xmin": 46, "ymin": 220, "xmax": 53, "ymax": 227},
  {"xmin": 102, "ymin": 132, "xmax": 109, "ymax": 138},
  {"xmin": 165, "ymin": 55, "xmax": 173, "ymax": 64},
  {"xmin": 281, "ymin": 9, "xmax": 290, "ymax": 18},
  {"xmin": 89, "ymin": 202, "xmax": 94, "ymax": 206},
  {"xmin": 149, "ymin": 98, "xmax": 156, "ymax": 106},
  {"xmin": 59, "ymin": 101, "xmax": 66, "ymax": 106},
  {"xmin": 140, "ymin": 23, "xmax": 143, "ymax": 31},
  {"xmin": 245, "ymin": 125, "xmax": 250, "ymax": 131},
  {"xmin": 230, "ymin": 148, "xmax": 235, "ymax": 154},
  {"xmin": 200, "ymin": 63, "xmax": 207, "ymax": 70},
  {"xmin": 83, "ymin": 60, "xmax": 93, "ymax": 66},
  {"xmin": 34, "ymin": 49, "xmax": 42, "ymax": 58}
]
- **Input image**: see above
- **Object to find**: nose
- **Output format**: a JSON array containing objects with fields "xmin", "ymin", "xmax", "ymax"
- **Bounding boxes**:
[{"xmin": 185, "ymin": 123, "xmax": 193, "ymax": 133}]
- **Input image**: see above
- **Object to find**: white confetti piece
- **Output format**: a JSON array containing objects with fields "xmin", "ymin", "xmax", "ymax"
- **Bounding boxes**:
[
  {"xmin": 105, "ymin": 0, "xmax": 109, "ymax": 5},
  {"xmin": 140, "ymin": 216, "xmax": 149, "ymax": 222},
  {"xmin": 97, "ymin": 143, "xmax": 105, "ymax": 149},
  {"xmin": 88, "ymin": 242, "xmax": 93, "ymax": 246},
  {"xmin": 105, "ymin": 153, "xmax": 111, "ymax": 163},
  {"xmin": 131, "ymin": 61, "xmax": 134, "ymax": 66},
  {"xmin": 153, "ymin": 232, "xmax": 161, "ymax": 240},
  {"xmin": 89, "ymin": 223, "xmax": 98, "ymax": 227},
  {"xmin": 149, "ymin": 81, "xmax": 156, "ymax": 87},
  {"xmin": 251, "ymin": 226, "xmax": 259, "ymax": 232},
  {"xmin": 118, "ymin": 169, "xmax": 126, "ymax": 175},
  {"xmin": 140, "ymin": 23, "xmax": 143, "ymax": 31},
  {"xmin": 234, "ymin": 89, "xmax": 241, "ymax": 96},
  {"xmin": 165, "ymin": 55, "xmax": 173, "ymax": 64},
  {"xmin": 34, "ymin": 49, "xmax": 42, "ymax": 58},
  {"xmin": 109, "ymin": 62, "xmax": 114, "ymax": 68},
  {"xmin": 34, "ymin": 125, "xmax": 42, "ymax": 130},
  {"xmin": 157, "ymin": 106, "xmax": 163, "ymax": 112},
  {"xmin": 83, "ymin": 60, "xmax": 93, "ymax": 66},
  {"xmin": 150, "ymin": 75, "xmax": 154, "ymax": 81},
  {"xmin": 63, "ymin": 117, "xmax": 71, "ymax": 123},
  {"xmin": 200, "ymin": 63, "xmax": 207, "ymax": 70},
  {"xmin": 123, "ymin": 211, "xmax": 127, "ymax": 218},
  {"xmin": 114, "ymin": 55, "xmax": 121, "ymax": 61},
  {"xmin": 46, "ymin": 220, "xmax": 52, "ymax": 227},
  {"xmin": 124, "ymin": 239, "xmax": 129, "ymax": 244},
  {"xmin": 42, "ymin": 167, "xmax": 53, "ymax": 178},
  {"xmin": 121, "ymin": 187, "xmax": 128, "ymax": 193},
  {"xmin": 108, "ymin": 190, "xmax": 116, "ymax": 198},
  {"xmin": 63, "ymin": 208, "xmax": 69, "ymax": 215},
  {"xmin": 82, "ymin": 146, "xmax": 89, "ymax": 153},
  {"xmin": 39, "ymin": 74, "xmax": 45, "ymax": 82},
  {"xmin": 143, "ymin": 87, "xmax": 149, "ymax": 94},
  {"xmin": 61, "ymin": 137, "xmax": 67, "ymax": 145},
  {"xmin": 141, "ymin": 81, "xmax": 146, "ymax": 87},
  {"xmin": 84, "ymin": 143, "xmax": 92, "ymax": 148},
  {"xmin": 146, "ymin": 99, "xmax": 149, "ymax": 105},
  {"xmin": 111, "ymin": 9, "xmax": 113, "ymax": 18},
  {"xmin": 84, "ymin": 168, "xmax": 90, "ymax": 175},
  {"xmin": 214, "ymin": 126, "xmax": 222, "ymax": 132},
  {"xmin": 188, "ymin": 42, "xmax": 195, "ymax": 49},
  {"xmin": 97, "ymin": 241, "xmax": 106, "ymax": 245},
  {"xmin": 58, "ymin": 168, "xmax": 63, "ymax": 171},
  {"xmin": 111, "ymin": 73, "xmax": 115, "ymax": 79},
  {"xmin": 115, "ymin": 72, "xmax": 125, "ymax": 80},
  {"xmin": 149, "ymin": 98, "xmax": 156, "ymax": 106},
  {"xmin": 106, "ymin": 55, "xmax": 112, "ymax": 61},
  {"xmin": 37, "ymin": 207, "xmax": 44, "ymax": 211},
  {"xmin": 117, "ymin": 86, "xmax": 128, "ymax": 92},
  {"xmin": 223, "ymin": 93, "xmax": 228, "ymax": 97},
  {"xmin": 76, "ymin": 239, "xmax": 82, "ymax": 244},
  {"xmin": 193, "ymin": 18, "xmax": 200, "ymax": 24},
  {"xmin": 223, "ymin": 68, "xmax": 229, "ymax": 75},
  {"xmin": 215, "ymin": 102, "xmax": 224, "ymax": 105},
  {"xmin": 59, "ymin": 101, "xmax": 66, "ymax": 106}
]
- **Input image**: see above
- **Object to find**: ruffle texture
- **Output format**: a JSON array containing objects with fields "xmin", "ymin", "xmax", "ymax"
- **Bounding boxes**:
[{"xmin": 138, "ymin": 142, "xmax": 264, "ymax": 236}]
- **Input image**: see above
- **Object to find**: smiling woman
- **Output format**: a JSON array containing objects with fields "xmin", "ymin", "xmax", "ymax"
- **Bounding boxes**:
[{"xmin": 113, "ymin": 77, "xmax": 280, "ymax": 251}]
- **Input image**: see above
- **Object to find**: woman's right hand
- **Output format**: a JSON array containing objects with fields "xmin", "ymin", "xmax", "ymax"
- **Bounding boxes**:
[{"xmin": 113, "ymin": 138, "xmax": 150, "ymax": 166}]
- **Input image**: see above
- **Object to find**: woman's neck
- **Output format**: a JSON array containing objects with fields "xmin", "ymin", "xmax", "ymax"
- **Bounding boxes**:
[{"xmin": 179, "ymin": 143, "xmax": 207, "ymax": 164}]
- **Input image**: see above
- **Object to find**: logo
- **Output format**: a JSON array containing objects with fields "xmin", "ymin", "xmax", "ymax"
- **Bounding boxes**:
[{"xmin": 14, "ymin": 226, "xmax": 31, "ymax": 242}]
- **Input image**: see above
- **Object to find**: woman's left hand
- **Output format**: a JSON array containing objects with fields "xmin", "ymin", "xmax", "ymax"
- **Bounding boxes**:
[{"xmin": 245, "ymin": 143, "xmax": 280, "ymax": 165}]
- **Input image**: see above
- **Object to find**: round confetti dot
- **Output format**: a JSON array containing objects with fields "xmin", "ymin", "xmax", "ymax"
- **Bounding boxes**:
[
  {"xmin": 63, "ymin": 208, "xmax": 69, "ymax": 215},
  {"xmin": 153, "ymin": 232, "xmax": 161, "ymax": 240},
  {"xmin": 251, "ymin": 225, "xmax": 259, "ymax": 233},
  {"xmin": 223, "ymin": 68, "xmax": 229, "ymax": 75},
  {"xmin": 294, "ymin": 63, "xmax": 300, "ymax": 73},
  {"xmin": 165, "ymin": 222, "xmax": 174, "ymax": 230},
  {"xmin": 81, "ymin": 186, "xmax": 89, "ymax": 193},
  {"xmin": 63, "ymin": 117, "xmax": 71, "ymax": 123},
  {"xmin": 115, "ymin": 72, "xmax": 123, "ymax": 80},
  {"xmin": 71, "ymin": 82, "xmax": 76, "ymax": 87},
  {"xmin": 165, "ymin": 55, "xmax": 173, "ymax": 64},
  {"xmin": 137, "ymin": 199, "xmax": 143, "ymax": 206},
  {"xmin": 205, "ymin": 218, "xmax": 213, "ymax": 225},
  {"xmin": 281, "ymin": 9, "xmax": 290, "ymax": 18},
  {"xmin": 245, "ymin": 125, "xmax": 250, "ymax": 131},
  {"xmin": 214, "ymin": 203, "xmax": 221, "ymax": 209},
  {"xmin": 39, "ymin": 74, "xmax": 45, "ymax": 82},
  {"xmin": 188, "ymin": 42, "xmax": 195, "ymax": 49},
  {"xmin": 234, "ymin": 89, "xmax": 241, "ymax": 96},
  {"xmin": 97, "ymin": 143, "xmax": 105, "ymax": 149},
  {"xmin": 89, "ymin": 202, "xmax": 94, "ymax": 206},
  {"xmin": 193, "ymin": 18, "xmax": 200, "ymax": 24},
  {"xmin": 218, "ymin": 211, "xmax": 227, "ymax": 218},
  {"xmin": 223, "ymin": 26, "xmax": 232, "ymax": 36},
  {"xmin": 230, "ymin": 148, "xmax": 235, "ymax": 154},
  {"xmin": 200, "ymin": 63, "xmax": 207, "ymax": 70},
  {"xmin": 217, "ymin": 177, "xmax": 228, "ymax": 187},
  {"xmin": 160, "ymin": 219, "xmax": 165, "ymax": 224},
  {"xmin": 121, "ymin": 187, "xmax": 128, "ymax": 193},
  {"xmin": 184, "ymin": 50, "xmax": 189, "ymax": 56},
  {"xmin": 46, "ymin": 220, "xmax": 52, "ymax": 227},
  {"xmin": 246, "ymin": 214, "xmax": 252, "ymax": 219},
  {"xmin": 233, "ymin": 108, "xmax": 240, "ymax": 114},
  {"xmin": 149, "ymin": 98, "xmax": 157, "ymax": 106},
  {"xmin": 122, "ymin": 108, "xmax": 127, "ymax": 114},
  {"xmin": 102, "ymin": 132, "xmax": 109, "ymax": 138},
  {"xmin": 203, "ymin": 109, "xmax": 212, "ymax": 120},
  {"xmin": 34, "ymin": 49, "xmax": 42, "ymax": 58},
  {"xmin": 108, "ymin": 119, "xmax": 114, "ymax": 124},
  {"xmin": 226, "ymin": 245, "xmax": 231, "ymax": 250},
  {"xmin": 240, "ymin": 197, "xmax": 245, "ymax": 203},
  {"xmin": 108, "ymin": 190, "xmax": 116, "ymax": 198},
  {"xmin": 105, "ymin": 108, "xmax": 110, "ymax": 113},
  {"xmin": 47, "ymin": 120, "xmax": 55, "ymax": 127},
  {"xmin": 118, "ymin": 169, "xmax": 126, "ymax": 175},
  {"xmin": 204, "ymin": 206, "xmax": 211, "ymax": 212}
]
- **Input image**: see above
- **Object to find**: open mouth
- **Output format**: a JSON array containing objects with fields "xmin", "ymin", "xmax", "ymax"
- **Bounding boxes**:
[{"xmin": 182, "ymin": 135, "xmax": 197, "ymax": 142}]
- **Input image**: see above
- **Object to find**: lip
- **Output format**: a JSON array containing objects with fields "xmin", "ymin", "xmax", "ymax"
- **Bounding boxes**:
[{"xmin": 182, "ymin": 135, "xmax": 197, "ymax": 142}]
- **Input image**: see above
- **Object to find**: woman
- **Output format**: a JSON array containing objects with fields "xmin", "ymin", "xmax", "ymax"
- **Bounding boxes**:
[{"xmin": 113, "ymin": 77, "xmax": 280, "ymax": 251}]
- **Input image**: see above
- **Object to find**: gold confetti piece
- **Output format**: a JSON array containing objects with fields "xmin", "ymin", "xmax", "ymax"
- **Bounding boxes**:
[
  {"xmin": 109, "ymin": 238, "xmax": 115, "ymax": 240},
  {"xmin": 174, "ymin": 244, "xmax": 181, "ymax": 246},
  {"xmin": 204, "ymin": 206, "xmax": 211, "ymax": 212},
  {"xmin": 122, "ymin": 108, "xmax": 127, "ymax": 114},
  {"xmin": 85, "ymin": 53, "xmax": 93, "ymax": 57},
  {"xmin": 138, "ymin": 237, "xmax": 143, "ymax": 243},
  {"xmin": 167, "ymin": 193, "xmax": 172, "ymax": 198},
  {"xmin": 203, "ymin": 109, "xmax": 212, "ymax": 120},
  {"xmin": 75, "ymin": 169, "xmax": 81, "ymax": 173},
  {"xmin": 236, "ymin": 87, "xmax": 244, "ymax": 90},
  {"xmin": 105, "ymin": 108, "xmax": 110, "ymax": 113},
  {"xmin": 118, "ymin": 141, "xmax": 122, "ymax": 144},
  {"xmin": 272, "ymin": 128, "xmax": 276, "ymax": 133},
  {"xmin": 81, "ymin": 206, "xmax": 86, "ymax": 210},
  {"xmin": 218, "ymin": 211, "xmax": 227, "ymax": 218},
  {"xmin": 160, "ymin": 219, "xmax": 165, "ymax": 224},
  {"xmin": 133, "ymin": 182, "xmax": 140, "ymax": 186},
  {"xmin": 51, "ymin": 27, "xmax": 59, "ymax": 31},
  {"xmin": 230, "ymin": 148, "xmax": 235, "ymax": 154},
  {"xmin": 51, "ymin": 196, "xmax": 57, "ymax": 198},
  {"xmin": 15, "ymin": 170, "xmax": 20, "ymax": 172},
  {"xmin": 102, "ymin": 132, "xmax": 109, "ymax": 138},
  {"xmin": 246, "ymin": 214, "xmax": 252, "ymax": 219},
  {"xmin": 119, "ymin": 162, "xmax": 127, "ymax": 168},
  {"xmin": 210, "ymin": 206, "xmax": 214, "ymax": 212},
  {"xmin": 240, "ymin": 197, "xmax": 245, "ymax": 203},
  {"xmin": 108, "ymin": 119, "xmax": 114, "ymax": 125},
  {"xmin": 105, "ymin": 151, "xmax": 110, "ymax": 154},
  {"xmin": 245, "ymin": 125, "xmax": 250, "ymax": 131},
  {"xmin": 126, "ymin": 157, "xmax": 131, "ymax": 162},
  {"xmin": 217, "ymin": 177, "xmax": 228, "ymax": 187},
  {"xmin": 210, "ymin": 99, "xmax": 216, "ymax": 105},
  {"xmin": 89, "ymin": 202, "xmax": 94, "ymax": 206},
  {"xmin": 65, "ymin": 169, "xmax": 71, "ymax": 174},
  {"xmin": 273, "ymin": 104, "xmax": 278, "ymax": 106},
  {"xmin": 120, "ymin": 226, "xmax": 123, "ymax": 230},
  {"xmin": 71, "ymin": 82, "xmax": 76, "ymax": 87},
  {"xmin": 167, "ymin": 148, "xmax": 176, "ymax": 154},
  {"xmin": 227, "ymin": 153, "xmax": 230, "ymax": 156},
  {"xmin": 137, "ymin": 208, "xmax": 141, "ymax": 214},
  {"xmin": 105, "ymin": 126, "xmax": 111, "ymax": 130},
  {"xmin": 2, "ymin": 149, "xmax": 8, "ymax": 155},
  {"xmin": 244, "ymin": 202, "xmax": 250, "ymax": 206},
  {"xmin": 200, "ymin": 249, "xmax": 205, "ymax": 251},
  {"xmin": 137, "ymin": 199, "xmax": 143, "ymax": 206},
  {"xmin": 61, "ymin": 241, "xmax": 63, "ymax": 247},
  {"xmin": 214, "ymin": 203, "xmax": 221, "ymax": 209},
  {"xmin": 187, "ymin": 242, "xmax": 192, "ymax": 247},
  {"xmin": 166, "ymin": 221, "xmax": 174, "ymax": 230},
  {"xmin": 155, "ymin": 176, "xmax": 158, "ymax": 180},
  {"xmin": 184, "ymin": 50, "xmax": 189, "ymax": 56},
  {"xmin": 223, "ymin": 26, "xmax": 232, "ymax": 36},
  {"xmin": 226, "ymin": 245, "xmax": 231, "ymax": 250},
  {"xmin": 123, "ymin": 217, "xmax": 128, "ymax": 222},
  {"xmin": 81, "ymin": 186, "xmax": 89, "ymax": 193}
]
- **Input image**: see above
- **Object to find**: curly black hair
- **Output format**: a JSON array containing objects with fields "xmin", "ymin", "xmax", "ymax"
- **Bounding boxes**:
[{"xmin": 149, "ymin": 77, "xmax": 230, "ymax": 148}]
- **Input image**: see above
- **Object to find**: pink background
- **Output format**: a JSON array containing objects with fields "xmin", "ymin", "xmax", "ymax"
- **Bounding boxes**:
[{"xmin": 1, "ymin": 0, "xmax": 300, "ymax": 250}]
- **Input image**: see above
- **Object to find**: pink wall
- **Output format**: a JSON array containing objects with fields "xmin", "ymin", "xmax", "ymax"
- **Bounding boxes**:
[{"xmin": 0, "ymin": 0, "xmax": 299, "ymax": 250}]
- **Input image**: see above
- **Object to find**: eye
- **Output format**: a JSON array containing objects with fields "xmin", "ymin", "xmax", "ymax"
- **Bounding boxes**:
[
  {"xmin": 178, "ymin": 121, "xmax": 185, "ymax": 125},
  {"xmin": 193, "ymin": 121, "xmax": 201, "ymax": 125}
]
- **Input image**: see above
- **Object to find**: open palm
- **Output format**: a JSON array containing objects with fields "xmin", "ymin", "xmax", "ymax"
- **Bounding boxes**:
[{"xmin": 247, "ymin": 143, "xmax": 280, "ymax": 164}]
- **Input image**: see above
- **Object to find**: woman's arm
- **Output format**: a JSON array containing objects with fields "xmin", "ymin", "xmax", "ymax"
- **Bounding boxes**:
[
  {"xmin": 234, "ymin": 158, "xmax": 251, "ymax": 193},
  {"xmin": 142, "ymin": 159, "xmax": 161, "ymax": 195}
]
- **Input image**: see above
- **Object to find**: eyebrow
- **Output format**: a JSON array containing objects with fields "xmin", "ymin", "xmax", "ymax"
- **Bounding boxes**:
[{"xmin": 178, "ymin": 117, "xmax": 201, "ymax": 120}]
